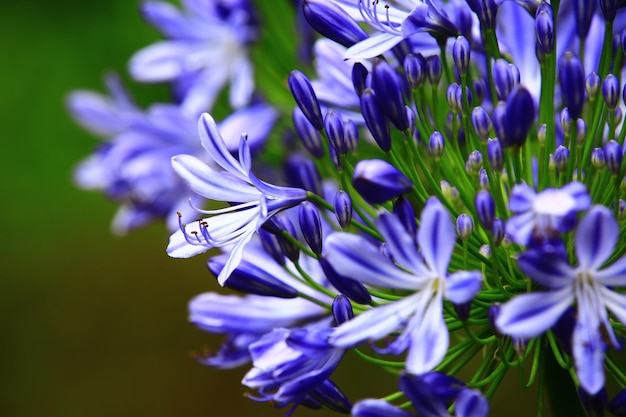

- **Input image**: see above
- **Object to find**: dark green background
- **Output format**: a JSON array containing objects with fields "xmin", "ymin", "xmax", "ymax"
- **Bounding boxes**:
[{"xmin": 1, "ymin": 1, "xmax": 539, "ymax": 416}]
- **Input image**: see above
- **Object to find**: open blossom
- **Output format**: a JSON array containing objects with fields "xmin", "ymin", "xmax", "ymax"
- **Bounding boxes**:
[
  {"xmin": 166, "ymin": 113, "xmax": 307, "ymax": 285},
  {"xmin": 325, "ymin": 199, "xmax": 482, "ymax": 374},
  {"xmin": 129, "ymin": 0, "xmax": 258, "ymax": 113},
  {"xmin": 497, "ymin": 206, "xmax": 626, "ymax": 394}
]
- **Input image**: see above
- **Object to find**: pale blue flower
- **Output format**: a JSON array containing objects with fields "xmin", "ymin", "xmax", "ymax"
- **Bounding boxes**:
[
  {"xmin": 496, "ymin": 206, "xmax": 626, "ymax": 394},
  {"xmin": 129, "ymin": 0, "xmax": 257, "ymax": 113},
  {"xmin": 325, "ymin": 198, "xmax": 482, "ymax": 374},
  {"xmin": 167, "ymin": 113, "xmax": 307, "ymax": 284}
]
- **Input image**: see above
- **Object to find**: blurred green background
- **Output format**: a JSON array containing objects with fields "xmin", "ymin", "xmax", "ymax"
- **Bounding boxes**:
[{"xmin": 0, "ymin": 1, "xmax": 544, "ymax": 416}]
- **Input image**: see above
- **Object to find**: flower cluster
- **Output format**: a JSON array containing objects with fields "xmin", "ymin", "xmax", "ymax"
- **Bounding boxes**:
[{"xmin": 71, "ymin": 0, "xmax": 626, "ymax": 416}]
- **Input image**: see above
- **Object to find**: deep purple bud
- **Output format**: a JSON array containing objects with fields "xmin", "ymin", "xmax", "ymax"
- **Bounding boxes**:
[
  {"xmin": 492, "ymin": 217, "xmax": 505, "ymax": 246},
  {"xmin": 333, "ymin": 190, "xmax": 352, "ymax": 229},
  {"xmin": 617, "ymin": 107, "xmax": 624, "ymax": 126},
  {"xmin": 328, "ymin": 143, "xmax": 342, "ymax": 170},
  {"xmin": 622, "ymin": 28, "xmax": 626, "ymax": 55},
  {"xmin": 430, "ymin": 131, "xmax": 445, "ymax": 159},
  {"xmin": 603, "ymin": 74, "xmax": 620, "ymax": 109},
  {"xmin": 591, "ymin": 147, "xmax": 606, "ymax": 169},
  {"xmin": 210, "ymin": 257, "xmax": 298, "ymax": 298},
  {"xmin": 258, "ymin": 228, "xmax": 285, "ymax": 266},
  {"xmin": 289, "ymin": 70, "xmax": 323, "ymax": 129},
  {"xmin": 344, "ymin": 119, "xmax": 359, "ymax": 153},
  {"xmin": 360, "ymin": 88, "xmax": 392, "ymax": 151},
  {"xmin": 302, "ymin": 0, "xmax": 368, "ymax": 47},
  {"xmin": 605, "ymin": 139, "xmax": 623, "ymax": 174},
  {"xmin": 299, "ymin": 202, "xmax": 323, "ymax": 255},
  {"xmin": 453, "ymin": 36, "xmax": 471, "ymax": 74},
  {"xmin": 492, "ymin": 102, "xmax": 506, "ymax": 140},
  {"xmin": 331, "ymin": 295, "xmax": 354, "ymax": 326},
  {"xmin": 472, "ymin": 106, "xmax": 492, "ymax": 141},
  {"xmin": 535, "ymin": 7, "xmax": 554, "ymax": 54},
  {"xmin": 319, "ymin": 257, "xmax": 372, "ymax": 304},
  {"xmin": 559, "ymin": 52, "xmax": 585, "ymax": 119},
  {"xmin": 353, "ymin": 159, "xmax": 413, "ymax": 204},
  {"xmin": 502, "ymin": 86, "xmax": 535, "ymax": 147},
  {"xmin": 599, "ymin": 0, "xmax": 621, "ymax": 21},
  {"xmin": 447, "ymin": 83, "xmax": 460, "ymax": 111},
  {"xmin": 487, "ymin": 138, "xmax": 504, "ymax": 171},
  {"xmin": 293, "ymin": 107, "xmax": 324, "ymax": 158},
  {"xmin": 586, "ymin": 72, "xmax": 601, "ymax": 100},
  {"xmin": 553, "ymin": 145, "xmax": 570, "ymax": 173},
  {"xmin": 574, "ymin": 0, "xmax": 596, "ymax": 38},
  {"xmin": 467, "ymin": 0, "xmax": 497, "ymax": 29},
  {"xmin": 453, "ymin": 84, "xmax": 473, "ymax": 113},
  {"xmin": 404, "ymin": 53, "xmax": 427, "ymax": 88},
  {"xmin": 608, "ymin": 388, "xmax": 626, "ymax": 416},
  {"xmin": 488, "ymin": 303, "xmax": 502, "ymax": 335},
  {"xmin": 579, "ymin": 387, "xmax": 608, "ymax": 416},
  {"xmin": 479, "ymin": 168, "xmax": 490, "ymax": 190},
  {"xmin": 308, "ymin": 380, "xmax": 352, "ymax": 414},
  {"xmin": 456, "ymin": 213, "xmax": 474, "ymax": 240},
  {"xmin": 352, "ymin": 62, "xmax": 369, "ymax": 96},
  {"xmin": 394, "ymin": 197, "xmax": 418, "ymax": 239},
  {"xmin": 473, "ymin": 78, "xmax": 487, "ymax": 104},
  {"xmin": 372, "ymin": 60, "xmax": 410, "ymax": 130},
  {"xmin": 454, "ymin": 301, "xmax": 472, "ymax": 321},
  {"xmin": 475, "ymin": 190, "xmax": 495, "ymax": 230},
  {"xmin": 286, "ymin": 154, "xmax": 323, "ymax": 196},
  {"xmin": 324, "ymin": 110, "xmax": 346, "ymax": 155},
  {"xmin": 426, "ymin": 55, "xmax": 443, "ymax": 85},
  {"xmin": 468, "ymin": 150, "xmax": 483, "ymax": 172},
  {"xmin": 493, "ymin": 59, "xmax": 517, "ymax": 101},
  {"xmin": 275, "ymin": 216, "xmax": 300, "ymax": 262}
]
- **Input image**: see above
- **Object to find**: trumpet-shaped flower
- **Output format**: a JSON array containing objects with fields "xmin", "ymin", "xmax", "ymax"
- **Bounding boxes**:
[
  {"xmin": 496, "ymin": 206, "xmax": 626, "ymax": 394},
  {"xmin": 325, "ymin": 198, "xmax": 482, "ymax": 374},
  {"xmin": 129, "ymin": 0, "xmax": 257, "ymax": 113},
  {"xmin": 167, "ymin": 113, "xmax": 307, "ymax": 285}
]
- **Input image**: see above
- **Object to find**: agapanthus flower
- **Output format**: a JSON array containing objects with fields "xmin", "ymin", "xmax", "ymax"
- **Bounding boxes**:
[
  {"xmin": 497, "ymin": 206, "xmax": 626, "ymax": 394},
  {"xmin": 325, "ymin": 198, "xmax": 482, "ymax": 374},
  {"xmin": 166, "ymin": 113, "xmax": 307, "ymax": 284},
  {"xmin": 129, "ymin": 0, "xmax": 258, "ymax": 113}
]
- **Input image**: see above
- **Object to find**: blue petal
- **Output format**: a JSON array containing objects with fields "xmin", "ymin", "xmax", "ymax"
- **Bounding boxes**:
[
  {"xmin": 352, "ymin": 399, "xmax": 414, "ymax": 417},
  {"xmin": 496, "ymin": 287, "xmax": 573, "ymax": 339},
  {"xmin": 331, "ymin": 295, "xmax": 418, "ymax": 347},
  {"xmin": 576, "ymin": 206, "xmax": 617, "ymax": 270},
  {"xmin": 197, "ymin": 113, "xmax": 250, "ymax": 182},
  {"xmin": 456, "ymin": 389, "xmax": 489, "ymax": 417},
  {"xmin": 377, "ymin": 211, "xmax": 429, "ymax": 276},
  {"xmin": 129, "ymin": 41, "xmax": 205, "ymax": 82},
  {"xmin": 344, "ymin": 32, "xmax": 403, "ymax": 60},
  {"xmin": 171, "ymin": 154, "xmax": 260, "ymax": 202},
  {"xmin": 601, "ymin": 288, "xmax": 626, "ymax": 329},
  {"xmin": 140, "ymin": 1, "xmax": 195, "ymax": 38},
  {"xmin": 325, "ymin": 233, "xmax": 423, "ymax": 290},
  {"xmin": 418, "ymin": 199, "xmax": 455, "ymax": 277},
  {"xmin": 573, "ymin": 318, "xmax": 606, "ymax": 394},
  {"xmin": 508, "ymin": 183, "xmax": 536, "ymax": 213},
  {"xmin": 594, "ymin": 256, "xmax": 626, "ymax": 286},
  {"xmin": 517, "ymin": 250, "xmax": 575, "ymax": 288},
  {"xmin": 405, "ymin": 298, "xmax": 448, "ymax": 374},
  {"xmin": 445, "ymin": 271, "xmax": 483, "ymax": 304},
  {"xmin": 218, "ymin": 104, "xmax": 278, "ymax": 151}
]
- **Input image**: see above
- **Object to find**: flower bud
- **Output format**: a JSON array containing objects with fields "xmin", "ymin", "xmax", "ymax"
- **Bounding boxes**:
[
  {"xmin": 603, "ymin": 74, "xmax": 620, "ymax": 109},
  {"xmin": 299, "ymin": 202, "xmax": 323, "ymax": 255},
  {"xmin": 404, "ymin": 53, "xmax": 426, "ymax": 88},
  {"xmin": 599, "ymin": 0, "xmax": 620, "ymax": 21},
  {"xmin": 554, "ymin": 145, "xmax": 570, "ymax": 173},
  {"xmin": 467, "ymin": 0, "xmax": 497, "ymax": 29},
  {"xmin": 426, "ymin": 55, "xmax": 443, "ymax": 86},
  {"xmin": 360, "ymin": 88, "xmax": 391, "ymax": 151},
  {"xmin": 502, "ymin": 86, "xmax": 535, "ymax": 147},
  {"xmin": 586, "ymin": 72, "xmax": 601, "ymax": 100},
  {"xmin": 536, "ymin": 7, "xmax": 554, "ymax": 54},
  {"xmin": 575, "ymin": 118, "xmax": 587, "ymax": 144},
  {"xmin": 492, "ymin": 217, "xmax": 505, "ymax": 246},
  {"xmin": 344, "ymin": 119, "xmax": 359, "ymax": 153},
  {"xmin": 559, "ymin": 52, "xmax": 585, "ymax": 119},
  {"xmin": 468, "ymin": 150, "xmax": 483, "ymax": 172},
  {"xmin": 289, "ymin": 70, "xmax": 324, "ymax": 130},
  {"xmin": 372, "ymin": 60, "xmax": 410, "ymax": 130},
  {"xmin": 574, "ymin": 0, "xmax": 596, "ymax": 39},
  {"xmin": 493, "ymin": 59, "xmax": 517, "ymax": 101},
  {"xmin": 447, "ymin": 83, "xmax": 460, "ymax": 112},
  {"xmin": 472, "ymin": 106, "xmax": 492, "ymax": 141},
  {"xmin": 578, "ymin": 388, "xmax": 608, "ymax": 417},
  {"xmin": 394, "ymin": 197, "xmax": 417, "ymax": 239},
  {"xmin": 353, "ymin": 159, "xmax": 413, "ymax": 204},
  {"xmin": 319, "ymin": 258, "xmax": 371, "ymax": 304},
  {"xmin": 475, "ymin": 190, "xmax": 495, "ymax": 230},
  {"xmin": 258, "ymin": 228, "xmax": 285, "ymax": 266},
  {"xmin": 331, "ymin": 295, "xmax": 354, "ymax": 326},
  {"xmin": 352, "ymin": 62, "xmax": 369, "ymax": 96},
  {"xmin": 302, "ymin": 0, "xmax": 368, "ymax": 47},
  {"xmin": 456, "ymin": 213, "xmax": 474, "ymax": 240},
  {"xmin": 479, "ymin": 168, "xmax": 490, "ymax": 190},
  {"xmin": 605, "ymin": 139, "xmax": 623, "ymax": 174},
  {"xmin": 324, "ymin": 110, "xmax": 346, "ymax": 155},
  {"xmin": 430, "ymin": 131, "xmax": 445, "ymax": 159},
  {"xmin": 487, "ymin": 137, "xmax": 504, "ymax": 172},
  {"xmin": 453, "ymin": 36, "xmax": 471, "ymax": 74},
  {"xmin": 293, "ymin": 107, "xmax": 323, "ymax": 158},
  {"xmin": 591, "ymin": 148, "xmax": 606, "ymax": 169},
  {"xmin": 561, "ymin": 107, "xmax": 571, "ymax": 135},
  {"xmin": 286, "ymin": 154, "xmax": 323, "ymax": 196},
  {"xmin": 333, "ymin": 190, "xmax": 352, "ymax": 229}
]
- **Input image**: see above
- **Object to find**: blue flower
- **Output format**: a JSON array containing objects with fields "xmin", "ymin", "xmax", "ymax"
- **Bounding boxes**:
[
  {"xmin": 505, "ymin": 181, "xmax": 591, "ymax": 245},
  {"xmin": 242, "ymin": 328, "xmax": 348, "ymax": 412},
  {"xmin": 352, "ymin": 372, "xmax": 488, "ymax": 417},
  {"xmin": 496, "ymin": 206, "xmax": 626, "ymax": 394},
  {"xmin": 129, "ymin": 0, "xmax": 258, "ymax": 113},
  {"xmin": 325, "ymin": 198, "xmax": 482, "ymax": 374},
  {"xmin": 166, "ymin": 113, "xmax": 306, "ymax": 284}
]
